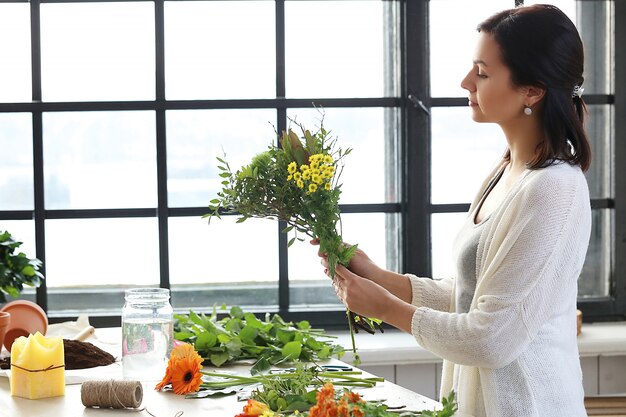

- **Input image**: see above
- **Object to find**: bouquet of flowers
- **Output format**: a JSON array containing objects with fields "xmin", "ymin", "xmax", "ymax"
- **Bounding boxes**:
[{"xmin": 205, "ymin": 116, "xmax": 382, "ymax": 363}]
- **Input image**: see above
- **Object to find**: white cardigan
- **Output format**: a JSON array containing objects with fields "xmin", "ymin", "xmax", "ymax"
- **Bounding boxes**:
[{"xmin": 407, "ymin": 162, "xmax": 591, "ymax": 417}]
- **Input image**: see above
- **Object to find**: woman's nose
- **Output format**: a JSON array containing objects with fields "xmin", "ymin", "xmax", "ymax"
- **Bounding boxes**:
[{"xmin": 460, "ymin": 69, "xmax": 475, "ymax": 93}]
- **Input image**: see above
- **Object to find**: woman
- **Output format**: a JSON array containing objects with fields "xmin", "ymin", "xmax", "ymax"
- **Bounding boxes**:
[{"xmin": 319, "ymin": 5, "xmax": 592, "ymax": 417}]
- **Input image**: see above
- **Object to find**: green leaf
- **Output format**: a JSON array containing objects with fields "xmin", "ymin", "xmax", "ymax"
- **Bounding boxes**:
[
  {"xmin": 174, "ymin": 331, "xmax": 194, "ymax": 340},
  {"xmin": 210, "ymin": 352, "xmax": 230, "ymax": 367},
  {"xmin": 287, "ymin": 237, "xmax": 296, "ymax": 247},
  {"xmin": 196, "ymin": 332, "xmax": 217, "ymax": 350},
  {"xmin": 243, "ymin": 313, "xmax": 264, "ymax": 329},
  {"xmin": 276, "ymin": 328, "xmax": 294, "ymax": 344},
  {"xmin": 21, "ymin": 265, "xmax": 35, "ymax": 276},
  {"xmin": 219, "ymin": 172, "xmax": 230, "ymax": 178},
  {"xmin": 230, "ymin": 306, "xmax": 244, "ymax": 319},
  {"xmin": 296, "ymin": 320, "xmax": 310, "ymax": 330},
  {"xmin": 239, "ymin": 325, "xmax": 258, "ymax": 344},
  {"xmin": 281, "ymin": 341, "xmax": 302, "ymax": 360},
  {"xmin": 250, "ymin": 356, "xmax": 271, "ymax": 375}
]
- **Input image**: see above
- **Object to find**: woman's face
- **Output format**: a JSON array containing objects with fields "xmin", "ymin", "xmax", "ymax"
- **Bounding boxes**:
[{"xmin": 461, "ymin": 32, "xmax": 527, "ymax": 124}]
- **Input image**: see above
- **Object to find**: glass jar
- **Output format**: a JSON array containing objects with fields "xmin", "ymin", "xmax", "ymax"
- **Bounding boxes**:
[{"xmin": 121, "ymin": 288, "xmax": 173, "ymax": 381}]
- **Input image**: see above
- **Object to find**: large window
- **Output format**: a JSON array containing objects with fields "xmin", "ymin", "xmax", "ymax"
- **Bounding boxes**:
[{"xmin": 0, "ymin": 0, "xmax": 623, "ymax": 327}]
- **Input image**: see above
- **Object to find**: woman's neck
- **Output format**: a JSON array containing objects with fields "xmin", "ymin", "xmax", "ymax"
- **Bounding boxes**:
[{"xmin": 500, "ymin": 115, "xmax": 544, "ymax": 173}]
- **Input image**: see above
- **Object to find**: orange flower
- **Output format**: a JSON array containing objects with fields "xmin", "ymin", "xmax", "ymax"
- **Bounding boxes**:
[
  {"xmin": 235, "ymin": 399, "xmax": 271, "ymax": 417},
  {"xmin": 155, "ymin": 343, "xmax": 204, "ymax": 394},
  {"xmin": 351, "ymin": 406, "xmax": 364, "ymax": 417},
  {"xmin": 344, "ymin": 391, "xmax": 361, "ymax": 403},
  {"xmin": 170, "ymin": 354, "xmax": 204, "ymax": 395},
  {"xmin": 309, "ymin": 383, "xmax": 338, "ymax": 417}
]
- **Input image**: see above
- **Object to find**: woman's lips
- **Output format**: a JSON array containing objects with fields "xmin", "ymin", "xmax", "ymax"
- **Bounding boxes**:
[{"xmin": 468, "ymin": 99, "xmax": 478, "ymax": 107}]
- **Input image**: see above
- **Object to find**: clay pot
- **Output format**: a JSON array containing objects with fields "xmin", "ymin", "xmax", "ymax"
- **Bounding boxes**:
[
  {"xmin": 0, "ymin": 312, "xmax": 10, "ymax": 352},
  {"xmin": 0, "ymin": 300, "xmax": 48, "ymax": 352}
]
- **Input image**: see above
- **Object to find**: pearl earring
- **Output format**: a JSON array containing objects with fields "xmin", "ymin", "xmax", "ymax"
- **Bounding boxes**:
[{"xmin": 524, "ymin": 106, "xmax": 532, "ymax": 116}]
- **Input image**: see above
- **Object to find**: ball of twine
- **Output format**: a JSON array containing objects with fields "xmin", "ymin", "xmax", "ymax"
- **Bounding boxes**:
[{"xmin": 81, "ymin": 380, "xmax": 143, "ymax": 409}]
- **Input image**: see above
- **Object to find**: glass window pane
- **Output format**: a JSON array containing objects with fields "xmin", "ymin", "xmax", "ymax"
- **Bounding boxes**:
[
  {"xmin": 431, "ymin": 212, "xmax": 467, "ymax": 279},
  {"xmin": 43, "ymin": 111, "xmax": 157, "ymax": 210},
  {"xmin": 285, "ymin": 1, "xmax": 387, "ymax": 98},
  {"xmin": 164, "ymin": 1, "xmax": 275, "ymax": 100},
  {"xmin": 430, "ymin": 0, "xmax": 512, "ymax": 97},
  {"xmin": 579, "ymin": 209, "xmax": 610, "ymax": 297},
  {"xmin": 0, "ymin": 113, "xmax": 33, "ymax": 210},
  {"xmin": 0, "ymin": 4, "xmax": 31, "ymax": 103},
  {"xmin": 166, "ymin": 109, "xmax": 276, "ymax": 208},
  {"xmin": 41, "ymin": 2, "xmax": 155, "ymax": 101},
  {"xmin": 585, "ymin": 105, "xmax": 613, "ymax": 199},
  {"xmin": 169, "ymin": 216, "xmax": 278, "ymax": 308},
  {"xmin": 286, "ymin": 108, "xmax": 400, "ymax": 204},
  {"xmin": 431, "ymin": 107, "xmax": 504, "ymax": 204},
  {"xmin": 289, "ymin": 212, "xmax": 397, "ymax": 308},
  {"xmin": 45, "ymin": 218, "xmax": 159, "ymax": 307}
]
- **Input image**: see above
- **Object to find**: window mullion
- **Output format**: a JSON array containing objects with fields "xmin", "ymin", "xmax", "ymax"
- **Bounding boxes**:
[{"xmin": 403, "ymin": 0, "xmax": 431, "ymax": 277}]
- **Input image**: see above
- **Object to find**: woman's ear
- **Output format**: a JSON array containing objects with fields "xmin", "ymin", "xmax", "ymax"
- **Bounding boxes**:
[{"xmin": 522, "ymin": 85, "xmax": 546, "ymax": 107}]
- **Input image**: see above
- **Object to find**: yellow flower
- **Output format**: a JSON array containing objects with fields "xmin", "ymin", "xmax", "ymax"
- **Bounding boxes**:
[
  {"xmin": 297, "ymin": 179, "xmax": 304, "ymax": 188},
  {"xmin": 308, "ymin": 183, "xmax": 318, "ymax": 193},
  {"xmin": 287, "ymin": 161, "xmax": 297, "ymax": 174},
  {"xmin": 300, "ymin": 164, "xmax": 309, "ymax": 172},
  {"xmin": 310, "ymin": 161, "xmax": 319, "ymax": 170},
  {"xmin": 311, "ymin": 154, "xmax": 322, "ymax": 163},
  {"xmin": 302, "ymin": 170, "xmax": 311, "ymax": 180},
  {"xmin": 323, "ymin": 155, "xmax": 333, "ymax": 164},
  {"xmin": 311, "ymin": 168, "xmax": 321, "ymax": 176},
  {"xmin": 324, "ymin": 182, "xmax": 331, "ymax": 190},
  {"xmin": 293, "ymin": 172, "xmax": 301, "ymax": 181},
  {"xmin": 235, "ymin": 399, "xmax": 271, "ymax": 417},
  {"xmin": 312, "ymin": 174, "xmax": 323, "ymax": 185},
  {"xmin": 327, "ymin": 165, "xmax": 335, "ymax": 174},
  {"xmin": 287, "ymin": 175, "xmax": 292, "ymax": 181},
  {"xmin": 320, "ymin": 170, "xmax": 330, "ymax": 180}
]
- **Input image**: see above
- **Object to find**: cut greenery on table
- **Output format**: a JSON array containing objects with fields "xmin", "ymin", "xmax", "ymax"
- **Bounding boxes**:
[
  {"xmin": 194, "ymin": 362, "xmax": 382, "ymax": 403},
  {"xmin": 174, "ymin": 305, "xmax": 344, "ymax": 372},
  {"xmin": 204, "ymin": 112, "xmax": 383, "ymax": 364},
  {"xmin": 231, "ymin": 375, "xmax": 458, "ymax": 417}
]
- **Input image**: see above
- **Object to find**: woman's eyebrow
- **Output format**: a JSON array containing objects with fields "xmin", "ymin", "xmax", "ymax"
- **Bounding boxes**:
[{"xmin": 473, "ymin": 59, "xmax": 489, "ymax": 67}]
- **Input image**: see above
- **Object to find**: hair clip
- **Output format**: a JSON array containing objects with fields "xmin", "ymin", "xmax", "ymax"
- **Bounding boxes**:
[{"xmin": 572, "ymin": 85, "xmax": 584, "ymax": 98}]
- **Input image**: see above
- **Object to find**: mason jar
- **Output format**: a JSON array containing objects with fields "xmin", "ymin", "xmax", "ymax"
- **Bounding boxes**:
[{"xmin": 121, "ymin": 288, "xmax": 173, "ymax": 380}]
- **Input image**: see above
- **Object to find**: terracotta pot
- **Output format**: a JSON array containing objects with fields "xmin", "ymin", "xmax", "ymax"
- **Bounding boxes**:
[
  {"xmin": 0, "ymin": 300, "xmax": 48, "ymax": 352},
  {"xmin": 0, "ymin": 312, "xmax": 10, "ymax": 352}
]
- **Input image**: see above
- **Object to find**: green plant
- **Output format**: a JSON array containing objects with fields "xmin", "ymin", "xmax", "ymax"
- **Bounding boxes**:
[
  {"xmin": 174, "ymin": 305, "xmax": 345, "ymax": 371},
  {"xmin": 0, "ymin": 230, "xmax": 44, "ymax": 303}
]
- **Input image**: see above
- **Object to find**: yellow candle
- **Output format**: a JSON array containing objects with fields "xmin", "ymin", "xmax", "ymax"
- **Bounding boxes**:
[{"xmin": 10, "ymin": 332, "xmax": 65, "ymax": 399}]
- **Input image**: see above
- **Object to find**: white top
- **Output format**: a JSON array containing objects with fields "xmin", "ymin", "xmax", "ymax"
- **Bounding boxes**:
[{"xmin": 408, "ymin": 161, "xmax": 592, "ymax": 417}]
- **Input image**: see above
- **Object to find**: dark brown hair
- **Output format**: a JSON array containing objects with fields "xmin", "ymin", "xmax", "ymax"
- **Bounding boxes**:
[{"xmin": 478, "ymin": 4, "xmax": 591, "ymax": 172}]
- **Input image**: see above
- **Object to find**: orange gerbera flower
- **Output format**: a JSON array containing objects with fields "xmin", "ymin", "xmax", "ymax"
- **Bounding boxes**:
[
  {"xmin": 234, "ymin": 399, "xmax": 271, "ymax": 417},
  {"xmin": 170, "ymin": 355, "xmax": 204, "ymax": 395},
  {"xmin": 155, "ymin": 343, "xmax": 204, "ymax": 394}
]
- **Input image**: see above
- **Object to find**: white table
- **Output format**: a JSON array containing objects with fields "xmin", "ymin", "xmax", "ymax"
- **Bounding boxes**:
[{"xmin": 0, "ymin": 328, "xmax": 441, "ymax": 417}]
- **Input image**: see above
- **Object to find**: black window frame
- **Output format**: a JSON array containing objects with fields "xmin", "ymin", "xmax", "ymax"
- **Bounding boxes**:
[{"xmin": 0, "ymin": 0, "xmax": 623, "ymax": 327}]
